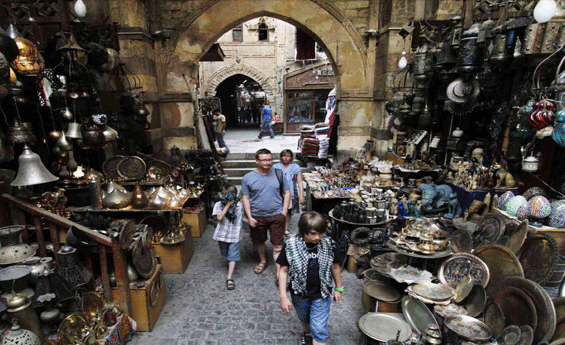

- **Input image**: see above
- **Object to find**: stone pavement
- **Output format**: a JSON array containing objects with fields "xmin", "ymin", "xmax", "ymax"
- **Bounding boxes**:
[
  {"xmin": 129, "ymin": 212, "xmax": 365, "ymax": 345},
  {"xmin": 222, "ymin": 128, "xmax": 301, "ymax": 154}
]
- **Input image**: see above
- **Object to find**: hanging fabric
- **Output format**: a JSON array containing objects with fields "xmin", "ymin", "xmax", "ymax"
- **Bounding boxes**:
[{"xmin": 295, "ymin": 29, "xmax": 316, "ymax": 60}]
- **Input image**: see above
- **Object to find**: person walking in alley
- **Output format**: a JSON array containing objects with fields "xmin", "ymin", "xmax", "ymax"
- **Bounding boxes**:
[
  {"xmin": 273, "ymin": 149, "xmax": 305, "ymax": 237},
  {"xmin": 241, "ymin": 148, "xmax": 290, "ymax": 279},
  {"xmin": 258, "ymin": 102, "xmax": 275, "ymax": 139},
  {"xmin": 277, "ymin": 211, "xmax": 343, "ymax": 345},
  {"xmin": 213, "ymin": 109, "xmax": 229, "ymax": 154},
  {"xmin": 212, "ymin": 184, "xmax": 243, "ymax": 290}
]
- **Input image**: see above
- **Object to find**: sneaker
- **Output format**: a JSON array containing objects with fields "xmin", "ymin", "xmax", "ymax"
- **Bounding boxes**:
[{"xmin": 300, "ymin": 333, "xmax": 313, "ymax": 345}]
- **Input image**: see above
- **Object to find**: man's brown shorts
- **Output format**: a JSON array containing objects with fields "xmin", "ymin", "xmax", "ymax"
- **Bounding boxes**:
[{"xmin": 250, "ymin": 213, "xmax": 286, "ymax": 246}]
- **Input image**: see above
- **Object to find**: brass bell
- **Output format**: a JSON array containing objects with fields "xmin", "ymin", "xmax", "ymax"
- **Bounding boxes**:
[
  {"xmin": 11, "ymin": 144, "xmax": 59, "ymax": 187},
  {"xmin": 66, "ymin": 122, "xmax": 82, "ymax": 139},
  {"xmin": 61, "ymin": 107, "xmax": 73, "ymax": 121}
]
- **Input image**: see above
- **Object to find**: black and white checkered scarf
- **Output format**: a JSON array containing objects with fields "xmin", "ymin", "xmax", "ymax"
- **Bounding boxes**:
[{"xmin": 285, "ymin": 234, "xmax": 335, "ymax": 299}]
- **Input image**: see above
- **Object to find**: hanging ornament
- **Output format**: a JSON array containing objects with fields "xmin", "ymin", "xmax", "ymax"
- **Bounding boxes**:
[{"xmin": 74, "ymin": 0, "xmax": 87, "ymax": 18}]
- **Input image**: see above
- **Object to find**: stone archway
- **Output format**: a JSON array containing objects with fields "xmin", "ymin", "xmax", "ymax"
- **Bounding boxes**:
[
  {"xmin": 204, "ymin": 64, "xmax": 273, "ymax": 97},
  {"xmin": 159, "ymin": 0, "xmax": 376, "ymax": 153}
]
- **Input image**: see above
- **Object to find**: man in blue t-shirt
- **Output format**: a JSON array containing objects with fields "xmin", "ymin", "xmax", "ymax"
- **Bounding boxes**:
[
  {"xmin": 258, "ymin": 102, "xmax": 275, "ymax": 139},
  {"xmin": 242, "ymin": 148, "xmax": 290, "ymax": 278}
]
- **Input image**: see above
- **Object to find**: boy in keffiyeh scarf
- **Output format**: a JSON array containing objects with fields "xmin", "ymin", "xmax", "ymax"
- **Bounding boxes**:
[
  {"xmin": 276, "ymin": 211, "xmax": 343, "ymax": 345},
  {"xmin": 212, "ymin": 184, "xmax": 243, "ymax": 291}
]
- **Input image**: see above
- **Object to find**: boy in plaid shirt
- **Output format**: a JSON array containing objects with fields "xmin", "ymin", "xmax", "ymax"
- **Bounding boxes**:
[{"xmin": 212, "ymin": 184, "xmax": 244, "ymax": 290}]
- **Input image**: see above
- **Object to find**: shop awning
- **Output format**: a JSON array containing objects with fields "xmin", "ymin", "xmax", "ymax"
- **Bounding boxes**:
[{"xmin": 201, "ymin": 43, "xmax": 225, "ymax": 61}]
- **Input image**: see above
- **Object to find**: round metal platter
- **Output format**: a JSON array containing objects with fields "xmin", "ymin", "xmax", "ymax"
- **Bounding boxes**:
[
  {"xmin": 116, "ymin": 156, "xmax": 147, "ymax": 180},
  {"xmin": 463, "ymin": 284, "xmax": 487, "ymax": 317},
  {"xmin": 473, "ymin": 213, "xmax": 506, "ymax": 247},
  {"xmin": 362, "ymin": 279, "xmax": 401, "ymax": 302},
  {"xmin": 518, "ymin": 232, "xmax": 559, "ymax": 285},
  {"xmin": 503, "ymin": 277, "xmax": 556, "ymax": 344},
  {"xmin": 473, "ymin": 244, "xmax": 524, "ymax": 298},
  {"xmin": 146, "ymin": 160, "xmax": 172, "ymax": 180},
  {"xmin": 554, "ymin": 297, "xmax": 565, "ymax": 320},
  {"xmin": 449, "ymin": 229, "xmax": 473, "ymax": 253},
  {"xmin": 411, "ymin": 282, "xmax": 453, "ymax": 301},
  {"xmin": 484, "ymin": 301, "xmax": 506, "ymax": 339},
  {"xmin": 551, "ymin": 316, "xmax": 565, "ymax": 342},
  {"xmin": 500, "ymin": 219, "xmax": 529, "ymax": 254},
  {"xmin": 494, "ymin": 285, "xmax": 538, "ymax": 330},
  {"xmin": 132, "ymin": 241, "xmax": 156, "ymax": 279},
  {"xmin": 518, "ymin": 325, "xmax": 534, "ymax": 345},
  {"xmin": 445, "ymin": 315, "xmax": 493, "ymax": 341},
  {"xmin": 102, "ymin": 155, "xmax": 124, "ymax": 181},
  {"xmin": 401, "ymin": 295, "xmax": 439, "ymax": 335},
  {"xmin": 438, "ymin": 253, "xmax": 490, "ymax": 289},
  {"xmin": 358, "ymin": 312, "xmax": 412, "ymax": 342},
  {"xmin": 58, "ymin": 312, "xmax": 92, "ymax": 345},
  {"xmin": 499, "ymin": 325, "xmax": 522, "ymax": 345}
]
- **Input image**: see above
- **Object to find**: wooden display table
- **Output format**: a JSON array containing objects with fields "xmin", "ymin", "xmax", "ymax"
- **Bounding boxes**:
[
  {"xmin": 183, "ymin": 203, "xmax": 207, "ymax": 238},
  {"xmin": 153, "ymin": 234, "xmax": 194, "ymax": 273},
  {"xmin": 111, "ymin": 264, "xmax": 165, "ymax": 332}
]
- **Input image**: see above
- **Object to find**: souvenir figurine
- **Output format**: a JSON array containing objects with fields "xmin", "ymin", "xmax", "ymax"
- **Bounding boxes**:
[
  {"xmin": 446, "ymin": 193, "xmax": 463, "ymax": 219},
  {"xmin": 434, "ymin": 184, "xmax": 454, "ymax": 208}
]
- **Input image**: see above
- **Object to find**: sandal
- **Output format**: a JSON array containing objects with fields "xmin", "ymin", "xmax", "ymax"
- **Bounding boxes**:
[
  {"xmin": 226, "ymin": 279, "xmax": 235, "ymax": 290},
  {"xmin": 254, "ymin": 262, "xmax": 267, "ymax": 274}
]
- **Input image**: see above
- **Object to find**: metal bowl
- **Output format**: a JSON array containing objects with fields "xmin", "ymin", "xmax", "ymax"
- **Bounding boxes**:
[{"xmin": 0, "ymin": 265, "xmax": 31, "ymax": 292}]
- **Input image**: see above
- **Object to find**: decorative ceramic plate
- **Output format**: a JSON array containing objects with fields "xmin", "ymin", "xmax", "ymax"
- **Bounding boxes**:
[
  {"xmin": 444, "ymin": 315, "xmax": 493, "ymax": 341},
  {"xmin": 473, "ymin": 244, "xmax": 524, "ymax": 298},
  {"xmin": 401, "ymin": 296, "xmax": 439, "ymax": 335},
  {"xmin": 116, "ymin": 156, "xmax": 146, "ymax": 180},
  {"xmin": 438, "ymin": 253, "xmax": 490, "ymax": 289},
  {"xmin": 358, "ymin": 312, "xmax": 412, "ymax": 342},
  {"xmin": 518, "ymin": 232, "xmax": 559, "ymax": 284},
  {"xmin": 504, "ymin": 277, "xmax": 556, "ymax": 344},
  {"xmin": 102, "ymin": 155, "xmax": 124, "ymax": 181}
]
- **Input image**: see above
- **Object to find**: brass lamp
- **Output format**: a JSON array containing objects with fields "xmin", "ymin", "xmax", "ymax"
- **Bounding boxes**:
[{"xmin": 11, "ymin": 144, "xmax": 58, "ymax": 187}]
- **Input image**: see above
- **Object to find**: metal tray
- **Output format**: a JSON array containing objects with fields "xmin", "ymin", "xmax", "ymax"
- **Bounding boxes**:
[
  {"xmin": 411, "ymin": 282, "xmax": 453, "ymax": 301},
  {"xmin": 494, "ymin": 285, "xmax": 538, "ymax": 330},
  {"xmin": 102, "ymin": 155, "xmax": 124, "ymax": 181},
  {"xmin": 358, "ymin": 312, "xmax": 412, "ymax": 342},
  {"xmin": 484, "ymin": 301, "xmax": 506, "ymax": 339},
  {"xmin": 473, "ymin": 213, "xmax": 505, "ymax": 246},
  {"xmin": 518, "ymin": 325, "xmax": 534, "ymax": 345},
  {"xmin": 444, "ymin": 315, "xmax": 493, "ymax": 341},
  {"xmin": 518, "ymin": 232, "xmax": 559, "ymax": 285},
  {"xmin": 438, "ymin": 253, "xmax": 490, "ymax": 289},
  {"xmin": 473, "ymin": 244, "xmax": 524, "ymax": 298},
  {"xmin": 116, "ymin": 156, "xmax": 147, "ymax": 180},
  {"xmin": 362, "ymin": 280, "xmax": 401, "ymax": 302},
  {"xmin": 504, "ymin": 277, "xmax": 556, "ymax": 344},
  {"xmin": 401, "ymin": 295, "xmax": 439, "ymax": 335}
]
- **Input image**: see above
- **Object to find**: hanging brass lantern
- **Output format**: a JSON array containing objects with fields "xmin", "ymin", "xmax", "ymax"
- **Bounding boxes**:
[
  {"xmin": 7, "ymin": 119, "xmax": 34, "ymax": 144},
  {"xmin": 11, "ymin": 37, "xmax": 45, "ymax": 76}
]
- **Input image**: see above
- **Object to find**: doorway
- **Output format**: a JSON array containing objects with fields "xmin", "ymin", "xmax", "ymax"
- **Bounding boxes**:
[{"xmin": 215, "ymin": 74, "xmax": 264, "ymax": 129}]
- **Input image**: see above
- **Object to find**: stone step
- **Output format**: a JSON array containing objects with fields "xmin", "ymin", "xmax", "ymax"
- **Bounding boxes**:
[{"xmin": 222, "ymin": 159, "xmax": 258, "ymax": 168}]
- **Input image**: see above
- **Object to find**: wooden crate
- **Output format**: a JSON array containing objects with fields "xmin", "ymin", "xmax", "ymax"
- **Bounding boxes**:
[
  {"xmin": 111, "ymin": 264, "xmax": 165, "ymax": 332},
  {"xmin": 153, "ymin": 234, "xmax": 194, "ymax": 273},
  {"xmin": 183, "ymin": 203, "xmax": 207, "ymax": 238}
]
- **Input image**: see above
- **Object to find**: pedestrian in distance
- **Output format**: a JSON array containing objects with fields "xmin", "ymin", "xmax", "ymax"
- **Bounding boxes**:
[
  {"xmin": 241, "ymin": 148, "xmax": 291, "ymax": 279},
  {"xmin": 212, "ymin": 184, "xmax": 243, "ymax": 290},
  {"xmin": 212, "ymin": 109, "xmax": 229, "ymax": 154},
  {"xmin": 277, "ymin": 211, "xmax": 343, "ymax": 345},
  {"xmin": 273, "ymin": 149, "xmax": 305, "ymax": 237},
  {"xmin": 258, "ymin": 102, "xmax": 275, "ymax": 139}
]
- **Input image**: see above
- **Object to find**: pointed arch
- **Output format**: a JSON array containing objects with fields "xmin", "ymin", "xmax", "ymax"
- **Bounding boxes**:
[{"xmin": 204, "ymin": 64, "xmax": 273, "ymax": 96}]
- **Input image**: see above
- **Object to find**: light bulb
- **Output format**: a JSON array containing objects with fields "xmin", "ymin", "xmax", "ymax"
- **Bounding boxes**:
[
  {"xmin": 398, "ymin": 50, "xmax": 408, "ymax": 69},
  {"xmin": 533, "ymin": 0, "xmax": 557, "ymax": 23},
  {"xmin": 74, "ymin": 0, "xmax": 87, "ymax": 17}
]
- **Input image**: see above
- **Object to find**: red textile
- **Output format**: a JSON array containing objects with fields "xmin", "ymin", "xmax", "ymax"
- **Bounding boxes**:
[{"xmin": 296, "ymin": 29, "xmax": 316, "ymax": 60}]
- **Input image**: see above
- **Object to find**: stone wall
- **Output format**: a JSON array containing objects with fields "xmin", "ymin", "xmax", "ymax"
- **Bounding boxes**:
[{"xmin": 104, "ymin": 0, "xmax": 465, "ymax": 158}]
